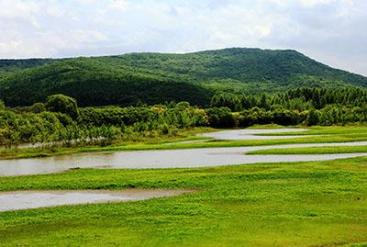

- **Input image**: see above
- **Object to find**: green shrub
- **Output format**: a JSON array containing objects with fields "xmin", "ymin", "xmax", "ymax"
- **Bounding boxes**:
[{"xmin": 46, "ymin": 94, "xmax": 79, "ymax": 119}]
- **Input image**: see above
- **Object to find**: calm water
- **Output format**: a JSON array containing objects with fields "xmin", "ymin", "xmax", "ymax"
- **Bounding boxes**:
[
  {"xmin": 0, "ymin": 189, "xmax": 190, "ymax": 212},
  {"xmin": 1, "ymin": 129, "xmax": 367, "ymax": 177},
  {"xmin": 200, "ymin": 128, "xmax": 308, "ymax": 140}
]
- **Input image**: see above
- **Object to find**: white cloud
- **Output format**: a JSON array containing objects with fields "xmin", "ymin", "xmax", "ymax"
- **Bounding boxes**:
[
  {"xmin": 0, "ymin": 0, "xmax": 366, "ymax": 75},
  {"xmin": 298, "ymin": 0, "xmax": 336, "ymax": 7},
  {"xmin": 109, "ymin": 0, "xmax": 129, "ymax": 11}
]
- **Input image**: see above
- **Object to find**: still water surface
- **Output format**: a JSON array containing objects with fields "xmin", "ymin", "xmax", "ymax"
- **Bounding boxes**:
[
  {"xmin": 1, "ymin": 129, "xmax": 366, "ymax": 177},
  {"xmin": 0, "ymin": 189, "xmax": 190, "ymax": 212}
]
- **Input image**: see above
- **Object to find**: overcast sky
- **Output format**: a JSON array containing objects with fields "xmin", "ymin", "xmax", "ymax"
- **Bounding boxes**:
[{"xmin": 1, "ymin": 0, "xmax": 366, "ymax": 75}]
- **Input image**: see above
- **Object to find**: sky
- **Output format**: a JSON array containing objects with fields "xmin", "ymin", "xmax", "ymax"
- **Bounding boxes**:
[{"xmin": 0, "ymin": 0, "xmax": 366, "ymax": 76}]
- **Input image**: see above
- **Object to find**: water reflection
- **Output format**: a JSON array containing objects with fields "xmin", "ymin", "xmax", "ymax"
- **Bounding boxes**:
[{"xmin": 0, "ymin": 129, "xmax": 366, "ymax": 177}]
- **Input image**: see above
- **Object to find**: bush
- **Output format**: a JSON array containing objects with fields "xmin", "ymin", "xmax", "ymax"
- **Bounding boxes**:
[
  {"xmin": 206, "ymin": 107, "xmax": 235, "ymax": 128},
  {"xmin": 30, "ymin": 103, "xmax": 46, "ymax": 113},
  {"xmin": 46, "ymin": 94, "xmax": 79, "ymax": 119},
  {"xmin": 306, "ymin": 110, "xmax": 321, "ymax": 126},
  {"xmin": 0, "ymin": 101, "xmax": 5, "ymax": 111}
]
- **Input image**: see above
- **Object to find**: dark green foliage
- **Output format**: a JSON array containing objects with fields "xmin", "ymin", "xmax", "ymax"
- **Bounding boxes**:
[
  {"xmin": 210, "ymin": 87, "xmax": 367, "ymax": 112},
  {"xmin": 0, "ymin": 58, "xmax": 51, "ymax": 71},
  {"xmin": 306, "ymin": 110, "xmax": 321, "ymax": 126},
  {"xmin": 0, "ymin": 98, "xmax": 208, "ymax": 147},
  {"xmin": 29, "ymin": 103, "xmax": 46, "ymax": 113},
  {"xmin": 210, "ymin": 93, "xmax": 243, "ymax": 111},
  {"xmin": 284, "ymin": 87, "xmax": 367, "ymax": 109},
  {"xmin": 205, "ymin": 107, "xmax": 235, "ymax": 128},
  {"xmin": 1, "ymin": 48, "xmax": 367, "ymax": 108},
  {"xmin": 0, "ymin": 59, "xmax": 211, "ymax": 107},
  {"xmin": 79, "ymin": 104, "xmax": 208, "ymax": 129},
  {"xmin": 0, "ymin": 88, "xmax": 367, "ymax": 147},
  {"xmin": 46, "ymin": 94, "xmax": 80, "ymax": 119},
  {"xmin": 0, "ymin": 108, "xmax": 123, "ymax": 148},
  {"xmin": 0, "ymin": 110, "xmax": 67, "ymax": 147},
  {"xmin": 102, "ymin": 48, "xmax": 367, "ymax": 88},
  {"xmin": 206, "ymin": 87, "xmax": 367, "ymax": 128},
  {"xmin": 54, "ymin": 113, "xmax": 74, "ymax": 127}
]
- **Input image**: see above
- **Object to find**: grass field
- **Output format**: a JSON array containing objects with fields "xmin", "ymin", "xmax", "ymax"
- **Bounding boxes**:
[
  {"xmin": 259, "ymin": 125, "xmax": 367, "ymax": 136},
  {"xmin": 249, "ymin": 145, "xmax": 367, "ymax": 155},
  {"xmin": 1, "ymin": 157, "xmax": 367, "ymax": 246},
  {"xmin": 2, "ymin": 125, "xmax": 367, "ymax": 246}
]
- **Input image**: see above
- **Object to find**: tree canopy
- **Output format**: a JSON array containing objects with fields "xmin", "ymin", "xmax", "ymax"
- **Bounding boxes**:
[
  {"xmin": 46, "ymin": 94, "xmax": 80, "ymax": 119},
  {"xmin": 1, "ymin": 48, "xmax": 367, "ymax": 107}
]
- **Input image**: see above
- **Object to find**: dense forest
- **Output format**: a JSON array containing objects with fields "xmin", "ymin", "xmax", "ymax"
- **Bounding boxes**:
[
  {"xmin": 1, "ymin": 87, "xmax": 366, "ymax": 147},
  {"xmin": 1, "ymin": 48, "xmax": 367, "ymax": 147},
  {"xmin": 1, "ymin": 48, "xmax": 367, "ymax": 107},
  {"xmin": 0, "ymin": 59, "xmax": 211, "ymax": 107},
  {"xmin": 0, "ymin": 95, "xmax": 208, "ymax": 147}
]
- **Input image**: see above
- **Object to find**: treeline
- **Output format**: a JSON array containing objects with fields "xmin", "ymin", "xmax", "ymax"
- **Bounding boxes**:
[
  {"xmin": 1, "ymin": 87, "xmax": 367, "ymax": 148},
  {"xmin": 207, "ymin": 106, "xmax": 367, "ymax": 128},
  {"xmin": 0, "ymin": 95, "xmax": 208, "ymax": 147},
  {"xmin": 209, "ymin": 87, "xmax": 367, "ymax": 127},
  {"xmin": 210, "ymin": 87, "xmax": 367, "ymax": 111}
]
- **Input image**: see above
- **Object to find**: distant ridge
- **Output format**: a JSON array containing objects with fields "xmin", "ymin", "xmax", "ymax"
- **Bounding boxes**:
[{"xmin": 1, "ymin": 48, "xmax": 366, "ymax": 107}]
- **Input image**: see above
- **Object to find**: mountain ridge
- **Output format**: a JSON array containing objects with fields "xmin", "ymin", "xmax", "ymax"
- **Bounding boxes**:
[{"xmin": 1, "ymin": 47, "xmax": 366, "ymax": 107}]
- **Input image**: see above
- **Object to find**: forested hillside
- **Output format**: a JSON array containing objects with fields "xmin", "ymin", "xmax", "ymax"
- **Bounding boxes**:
[
  {"xmin": 0, "ymin": 59, "xmax": 211, "ymax": 107},
  {"xmin": 0, "ymin": 58, "xmax": 51, "ymax": 71},
  {"xmin": 1, "ymin": 48, "xmax": 367, "ymax": 107},
  {"xmin": 104, "ymin": 48, "xmax": 367, "ymax": 87}
]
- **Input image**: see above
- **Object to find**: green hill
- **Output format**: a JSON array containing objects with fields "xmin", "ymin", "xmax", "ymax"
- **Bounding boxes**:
[
  {"xmin": 101, "ymin": 48, "xmax": 367, "ymax": 88},
  {"xmin": 0, "ymin": 59, "xmax": 211, "ymax": 107},
  {"xmin": 1, "ymin": 48, "xmax": 366, "ymax": 107},
  {"xmin": 0, "ymin": 58, "xmax": 51, "ymax": 78}
]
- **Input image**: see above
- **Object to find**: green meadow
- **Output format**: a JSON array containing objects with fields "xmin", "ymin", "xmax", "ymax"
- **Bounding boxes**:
[
  {"xmin": 249, "ymin": 145, "xmax": 367, "ymax": 155},
  {"xmin": 0, "ymin": 157, "xmax": 367, "ymax": 246},
  {"xmin": 1, "ymin": 125, "xmax": 367, "ymax": 246}
]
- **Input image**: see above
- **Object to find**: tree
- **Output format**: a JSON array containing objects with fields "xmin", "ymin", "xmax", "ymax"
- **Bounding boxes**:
[
  {"xmin": 175, "ymin": 101, "xmax": 191, "ymax": 110},
  {"xmin": 258, "ymin": 94, "xmax": 270, "ymax": 110},
  {"xmin": 206, "ymin": 107, "xmax": 235, "ymax": 128},
  {"xmin": 46, "ymin": 94, "xmax": 80, "ymax": 119},
  {"xmin": 306, "ymin": 110, "xmax": 321, "ymax": 126},
  {"xmin": 0, "ymin": 100, "xmax": 5, "ymax": 111},
  {"xmin": 30, "ymin": 103, "xmax": 46, "ymax": 113},
  {"xmin": 210, "ymin": 93, "xmax": 242, "ymax": 111}
]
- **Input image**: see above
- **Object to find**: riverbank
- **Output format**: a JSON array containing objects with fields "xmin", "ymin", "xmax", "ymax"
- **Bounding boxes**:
[
  {"xmin": 2, "ymin": 140, "xmax": 367, "ymax": 177},
  {"xmin": 2, "ymin": 125, "xmax": 367, "ymax": 160}
]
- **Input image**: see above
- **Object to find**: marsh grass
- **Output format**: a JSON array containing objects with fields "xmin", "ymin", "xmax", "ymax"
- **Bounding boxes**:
[{"xmin": 249, "ymin": 145, "xmax": 367, "ymax": 155}]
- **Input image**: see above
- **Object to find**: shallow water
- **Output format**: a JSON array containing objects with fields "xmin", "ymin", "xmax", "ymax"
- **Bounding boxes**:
[
  {"xmin": 0, "ymin": 129, "xmax": 367, "ymax": 177},
  {"xmin": 200, "ymin": 128, "xmax": 308, "ymax": 140},
  {"xmin": 0, "ymin": 189, "xmax": 190, "ymax": 212}
]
